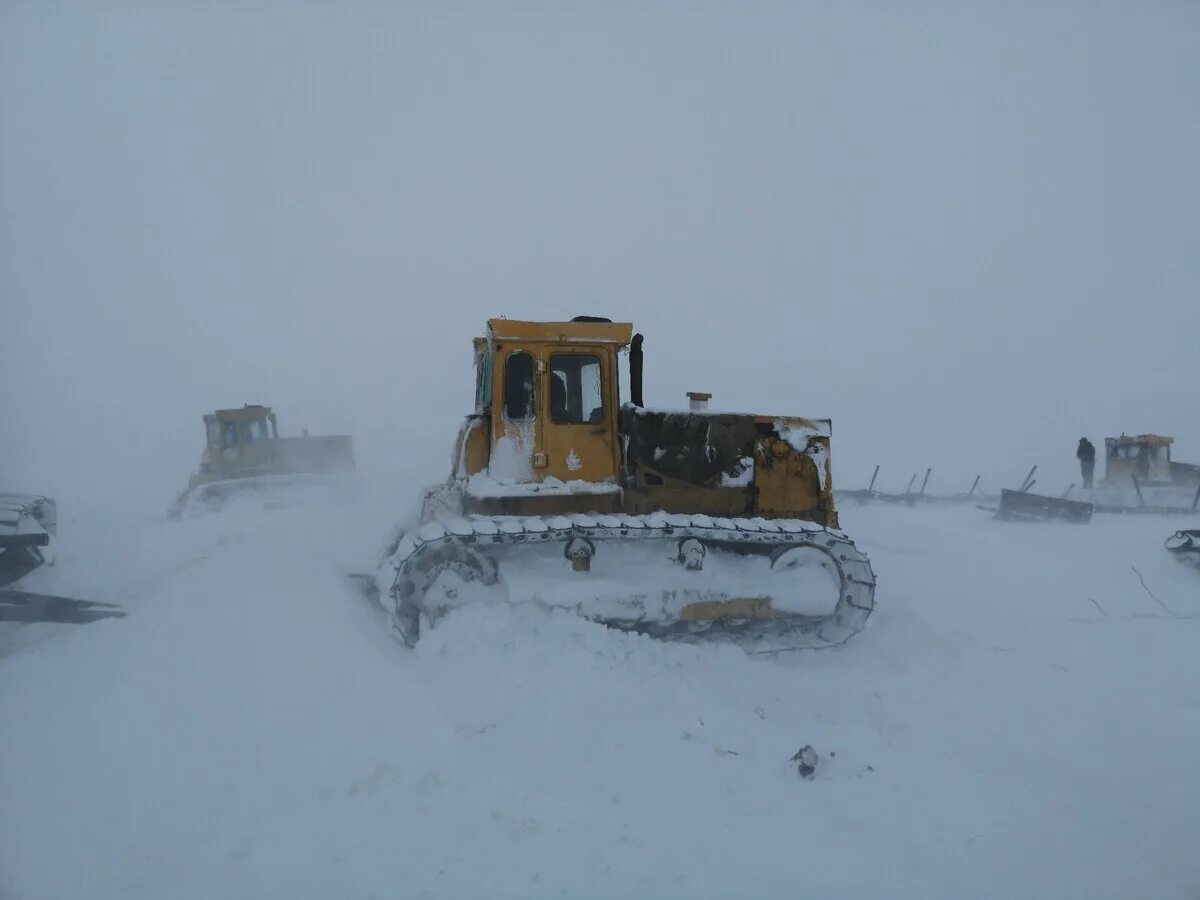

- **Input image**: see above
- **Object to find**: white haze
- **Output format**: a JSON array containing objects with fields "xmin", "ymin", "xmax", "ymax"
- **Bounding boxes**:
[{"xmin": 3, "ymin": 2, "xmax": 1199, "ymax": 512}]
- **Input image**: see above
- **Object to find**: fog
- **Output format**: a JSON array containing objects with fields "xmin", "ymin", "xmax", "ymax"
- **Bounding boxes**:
[{"xmin": 4, "ymin": 1, "xmax": 1198, "ymax": 513}]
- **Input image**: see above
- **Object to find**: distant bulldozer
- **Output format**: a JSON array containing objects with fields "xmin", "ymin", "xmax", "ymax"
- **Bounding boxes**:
[
  {"xmin": 1102, "ymin": 434, "xmax": 1200, "ymax": 489},
  {"xmin": 171, "ymin": 405, "xmax": 356, "ymax": 516},
  {"xmin": 1095, "ymin": 434, "xmax": 1200, "ymax": 513}
]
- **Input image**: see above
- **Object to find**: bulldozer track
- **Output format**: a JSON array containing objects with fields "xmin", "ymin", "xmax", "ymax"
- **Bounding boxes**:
[{"xmin": 382, "ymin": 512, "xmax": 876, "ymax": 652}]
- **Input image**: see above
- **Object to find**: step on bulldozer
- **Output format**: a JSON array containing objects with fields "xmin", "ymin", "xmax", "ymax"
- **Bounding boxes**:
[
  {"xmin": 376, "ymin": 318, "xmax": 876, "ymax": 652},
  {"xmin": 171, "ymin": 405, "xmax": 356, "ymax": 517}
]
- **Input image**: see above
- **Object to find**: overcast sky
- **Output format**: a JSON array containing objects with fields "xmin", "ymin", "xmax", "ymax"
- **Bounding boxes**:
[{"xmin": 3, "ymin": 1, "xmax": 1198, "ymax": 513}]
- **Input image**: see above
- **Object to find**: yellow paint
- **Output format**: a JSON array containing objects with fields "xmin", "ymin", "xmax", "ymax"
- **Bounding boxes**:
[
  {"xmin": 753, "ymin": 437, "xmax": 823, "ymax": 517},
  {"xmin": 488, "ymin": 319, "xmax": 633, "ymax": 346},
  {"xmin": 187, "ymin": 405, "xmax": 354, "ymax": 488},
  {"xmin": 1107, "ymin": 433, "xmax": 1173, "ymax": 447},
  {"xmin": 459, "ymin": 318, "xmax": 839, "ymax": 525},
  {"xmin": 451, "ymin": 416, "xmax": 490, "ymax": 478},
  {"xmin": 488, "ymin": 336, "xmax": 622, "ymax": 485},
  {"xmin": 679, "ymin": 598, "xmax": 789, "ymax": 621}
]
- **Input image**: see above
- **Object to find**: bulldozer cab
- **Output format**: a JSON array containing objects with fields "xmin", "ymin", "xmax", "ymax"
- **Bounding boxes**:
[
  {"xmin": 1103, "ymin": 434, "xmax": 1173, "ymax": 485},
  {"xmin": 481, "ymin": 319, "xmax": 631, "ymax": 484},
  {"xmin": 205, "ymin": 406, "xmax": 278, "ymax": 450},
  {"xmin": 193, "ymin": 404, "xmax": 355, "ymax": 485},
  {"xmin": 449, "ymin": 316, "xmax": 835, "ymax": 525},
  {"xmin": 200, "ymin": 406, "xmax": 280, "ymax": 478},
  {"xmin": 386, "ymin": 318, "xmax": 872, "ymax": 653}
]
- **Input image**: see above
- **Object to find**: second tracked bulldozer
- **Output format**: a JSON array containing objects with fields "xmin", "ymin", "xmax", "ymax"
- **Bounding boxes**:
[
  {"xmin": 171, "ymin": 405, "xmax": 356, "ymax": 517},
  {"xmin": 377, "ymin": 318, "xmax": 876, "ymax": 652}
]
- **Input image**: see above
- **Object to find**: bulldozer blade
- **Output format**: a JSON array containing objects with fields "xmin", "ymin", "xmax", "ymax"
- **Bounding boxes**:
[
  {"xmin": 996, "ymin": 489, "xmax": 1092, "ymax": 524},
  {"xmin": 0, "ymin": 589, "xmax": 126, "ymax": 624}
]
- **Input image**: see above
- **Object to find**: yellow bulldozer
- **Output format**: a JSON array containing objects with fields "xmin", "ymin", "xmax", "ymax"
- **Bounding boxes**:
[
  {"xmin": 377, "ymin": 318, "xmax": 876, "ymax": 652},
  {"xmin": 1102, "ymin": 434, "xmax": 1200, "ymax": 488},
  {"xmin": 171, "ymin": 404, "xmax": 356, "ymax": 516},
  {"xmin": 1091, "ymin": 433, "xmax": 1200, "ymax": 512}
]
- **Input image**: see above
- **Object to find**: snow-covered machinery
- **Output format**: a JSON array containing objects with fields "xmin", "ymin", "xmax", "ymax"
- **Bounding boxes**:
[
  {"xmin": 996, "ymin": 489, "xmax": 1093, "ymax": 523},
  {"xmin": 1101, "ymin": 434, "xmax": 1200, "ymax": 487},
  {"xmin": 1103, "ymin": 435, "xmax": 1175, "ymax": 485},
  {"xmin": 0, "ymin": 494, "xmax": 126, "ymax": 624},
  {"xmin": 0, "ymin": 494, "xmax": 57, "ymax": 586},
  {"xmin": 1165, "ymin": 530, "xmax": 1200, "ymax": 568},
  {"xmin": 1091, "ymin": 434, "xmax": 1200, "ymax": 512},
  {"xmin": 376, "ymin": 318, "xmax": 876, "ymax": 651},
  {"xmin": 171, "ymin": 405, "xmax": 356, "ymax": 516}
]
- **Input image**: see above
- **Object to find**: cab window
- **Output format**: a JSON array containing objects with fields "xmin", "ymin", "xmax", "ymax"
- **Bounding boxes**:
[
  {"xmin": 475, "ymin": 349, "xmax": 494, "ymax": 412},
  {"xmin": 550, "ymin": 354, "xmax": 603, "ymax": 424},
  {"xmin": 503, "ymin": 351, "xmax": 535, "ymax": 421}
]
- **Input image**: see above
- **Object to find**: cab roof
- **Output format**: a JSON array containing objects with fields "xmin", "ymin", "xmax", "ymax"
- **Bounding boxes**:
[
  {"xmin": 1107, "ymin": 434, "xmax": 1173, "ymax": 446},
  {"xmin": 206, "ymin": 405, "xmax": 274, "ymax": 422},
  {"xmin": 487, "ymin": 318, "xmax": 634, "ymax": 346}
]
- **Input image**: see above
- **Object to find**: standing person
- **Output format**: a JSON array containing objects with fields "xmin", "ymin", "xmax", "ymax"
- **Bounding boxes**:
[{"xmin": 1077, "ymin": 437, "xmax": 1096, "ymax": 489}]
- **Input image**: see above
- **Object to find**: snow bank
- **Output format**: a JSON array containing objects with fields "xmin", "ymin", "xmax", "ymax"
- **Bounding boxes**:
[
  {"xmin": 3, "ymin": 501, "xmax": 1200, "ymax": 898},
  {"xmin": 488, "ymin": 422, "xmax": 534, "ymax": 482}
]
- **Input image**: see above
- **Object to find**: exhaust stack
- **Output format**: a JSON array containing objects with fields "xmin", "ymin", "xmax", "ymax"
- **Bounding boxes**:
[{"xmin": 630, "ymin": 333, "xmax": 644, "ymax": 408}]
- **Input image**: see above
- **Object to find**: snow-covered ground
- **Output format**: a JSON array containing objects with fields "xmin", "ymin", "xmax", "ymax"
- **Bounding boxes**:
[{"xmin": 2, "ymin": 497, "xmax": 1199, "ymax": 899}]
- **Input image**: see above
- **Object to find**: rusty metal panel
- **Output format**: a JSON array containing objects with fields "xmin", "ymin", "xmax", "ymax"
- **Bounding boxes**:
[
  {"xmin": 622, "ymin": 483, "xmax": 753, "ymax": 517},
  {"xmin": 754, "ymin": 438, "xmax": 822, "ymax": 517},
  {"xmin": 680, "ymin": 598, "xmax": 788, "ymax": 621}
]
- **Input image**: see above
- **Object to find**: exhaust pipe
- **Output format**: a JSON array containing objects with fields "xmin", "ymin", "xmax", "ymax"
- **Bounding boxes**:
[{"xmin": 630, "ymin": 333, "xmax": 644, "ymax": 408}]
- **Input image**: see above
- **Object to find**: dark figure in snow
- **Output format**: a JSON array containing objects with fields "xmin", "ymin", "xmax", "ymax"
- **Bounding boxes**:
[{"xmin": 1077, "ymin": 438, "xmax": 1096, "ymax": 489}]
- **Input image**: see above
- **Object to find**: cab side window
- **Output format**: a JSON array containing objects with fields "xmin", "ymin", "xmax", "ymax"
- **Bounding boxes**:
[
  {"xmin": 503, "ymin": 351, "xmax": 535, "ymax": 421},
  {"xmin": 475, "ymin": 350, "xmax": 494, "ymax": 412}
]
